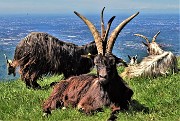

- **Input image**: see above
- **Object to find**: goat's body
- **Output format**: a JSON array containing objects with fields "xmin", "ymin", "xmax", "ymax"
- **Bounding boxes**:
[
  {"xmin": 43, "ymin": 74, "xmax": 133, "ymax": 114},
  {"xmin": 42, "ymin": 8, "xmax": 139, "ymax": 120},
  {"xmin": 12, "ymin": 32, "xmax": 97, "ymax": 88},
  {"xmin": 122, "ymin": 31, "xmax": 178, "ymax": 79},
  {"xmin": 121, "ymin": 51, "xmax": 178, "ymax": 79}
]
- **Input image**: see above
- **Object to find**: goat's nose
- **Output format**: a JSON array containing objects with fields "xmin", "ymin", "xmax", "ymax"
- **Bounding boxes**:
[{"xmin": 99, "ymin": 74, "xmax": 107, "ymax": 79}]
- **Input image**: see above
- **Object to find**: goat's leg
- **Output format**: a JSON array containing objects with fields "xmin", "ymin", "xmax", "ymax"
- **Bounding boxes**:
[
  {"xmin": 42, "ymin": 81, "xmax": 69, "ymax": 116},
  {"xmin": 30, "ymin": 73, "xmax": 41, "ymax": 89},
  {"xmin": 107, "ymin": 104, "xmax": 121, "ymax": 121},
  {"xmin": 31, "ymin": 80, "xmax": 41, "ymax": 89},
  {"xmin": 22, "ymin": 72, "xmax": 41, "ymax": 89},
  {"xmin": 24, "ymin": 78, "xmax": 31, "ymax": 88},
  {"xmin": 20, "ymin": 67, "xmax": 33, "ymax": 88},
  {"xmin": 77, "ymin": 86, "xmax": 105, "ymax": 114},
  {"xmin": 20, "ymin": 72, "xmax": 31, "ymax": 88}
]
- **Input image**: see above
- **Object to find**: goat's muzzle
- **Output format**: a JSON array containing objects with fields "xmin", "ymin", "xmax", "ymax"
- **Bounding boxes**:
[{"xmin": 98, "ymin": 70, "xmax": 109, "ymax": 85}]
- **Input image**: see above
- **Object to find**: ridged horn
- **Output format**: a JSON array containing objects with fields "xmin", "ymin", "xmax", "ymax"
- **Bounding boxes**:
[
  {"xmin": 103, "ymin": 16, "xmax": 116, "ymax": 54},
  {"xmin": 152, "ymin": 31, "xmax": 160, "ymax": 42},
  {"xmin": 101, "ymin": 7, "xmax": 106, "ymax": 39},
  {"xmin": 134, "ymin": 34, "xmax": 150, "ymax": 44},
  {"xmin": 106, "ymin": 12, "xmax": 139, "ymax": 54},
  {"xmin": 74, "ymin": 11, "xmax": 103, "ymax": 54}
]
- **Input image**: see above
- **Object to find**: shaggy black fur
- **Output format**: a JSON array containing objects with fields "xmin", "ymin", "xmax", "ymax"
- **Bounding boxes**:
[{"xmin": 13, "ymin": 32, "xmax": 97, "ymax": 88}]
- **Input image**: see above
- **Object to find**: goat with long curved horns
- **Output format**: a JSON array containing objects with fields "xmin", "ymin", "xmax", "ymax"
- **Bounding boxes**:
[
  {"xmin": 43, "ymin": 9, "xmax": 139, "ymax": 120},
  {"xmin": 134, "ymin": 31, "xmax": 163, "ymax": 55},
  {"xmin": 121, "ymin": 31, "xmax": 178, "ymax": 79}
]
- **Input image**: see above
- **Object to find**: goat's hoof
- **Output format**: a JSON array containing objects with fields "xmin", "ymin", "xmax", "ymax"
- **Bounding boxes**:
[
  {"xmin": 78, "ymin": 107, "xmax": 85, "ymax": 113},
  {"xmin": 42, "ymin": 113, "xmax": 48, "ymax": 117},
  {"xmin": 62, "ymin": 107, "xmax": 66, "ymax": 110},
  {"xmin": 107, "ymin": 114, "xmax": 118, "ymax": 121}
]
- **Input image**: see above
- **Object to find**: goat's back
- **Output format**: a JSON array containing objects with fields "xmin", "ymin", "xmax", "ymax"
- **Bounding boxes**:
[{"xmin": 121, "ymin": 52, "xmax": 178, "ymax": 78}]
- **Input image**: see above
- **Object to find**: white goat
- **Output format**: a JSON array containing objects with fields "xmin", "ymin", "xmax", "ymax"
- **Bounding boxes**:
[{"xmin": 121, "ymin": 31, "xmax": 178, "ymax": 79}]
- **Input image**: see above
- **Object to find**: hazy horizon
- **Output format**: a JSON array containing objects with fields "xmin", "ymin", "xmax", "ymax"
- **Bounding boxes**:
[{"xmin": 0, "ymin": 0, "xmax": 179, "ymax": 15}]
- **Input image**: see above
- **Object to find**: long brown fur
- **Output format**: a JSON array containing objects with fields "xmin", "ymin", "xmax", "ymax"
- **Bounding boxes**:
[{"xmin": 42, "ymin": 8, "xmax": 139, "ymax": 121}]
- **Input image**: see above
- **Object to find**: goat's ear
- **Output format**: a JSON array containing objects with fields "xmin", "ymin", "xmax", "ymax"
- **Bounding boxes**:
[
  {"xmin": 135, "ymin": 55, "xmax": 138, "ymax": 59},
  {"xmin": 142, "ymin": 41, "xmax": 148, "ymax": 47},
  {"xmin": 128, "ymin": 55, "xmax": 131, "ymax": 60},
  {"xmin": 7, "ymin": 60, "xmax": 13, "ymax": 67},
  {"xmin": 4, "ymin": 54, "xmax": 12, "ymax": 66},
  {"xmin": 81, "ymin": 53, "xmax": 96, "ymax": 60}
]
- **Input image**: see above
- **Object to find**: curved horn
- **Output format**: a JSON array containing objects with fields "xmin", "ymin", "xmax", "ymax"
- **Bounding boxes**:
[
  {"xmin": 152, "ymin": 31, "xmax": 160, "ymax": 42},
  {"xmin": 106, "ymin": 12, "xmax": 139, "ymax": 54},
  {"xmin": 101, "ymin": 7, "xmax": 106, "ymax": 39},
  {"xmin": 4, "ymin": 54, "xmax": 8, "ymax": 63},
  {"xmin": 103, "ymin": 16, "xmax": 115, "ymax": 53},
  {"xmin": 134, "ymin": 34, "xmax": 150, "ymax": 44},
  {"xmin": 74, "ymin": 11, "xmax": 103, "ymax": 54},
  {"xmin": 128, "ymin": 55, "xmax": 131, "ymax": 60}
]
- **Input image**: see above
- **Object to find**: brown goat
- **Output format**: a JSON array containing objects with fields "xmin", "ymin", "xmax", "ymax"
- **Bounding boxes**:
[
  {"xmin": 42, "ymin": 9, "xmax": 139, "ymax": 120},
  {"xmin": 121, "ymin": 31, "xmax": 178, "ymax": 79}
]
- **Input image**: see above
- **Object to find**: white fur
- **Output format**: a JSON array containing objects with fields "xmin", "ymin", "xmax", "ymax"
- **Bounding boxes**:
[{"xmin": 121, "ymin": 51, "xmax": 178, "ymax": 79}]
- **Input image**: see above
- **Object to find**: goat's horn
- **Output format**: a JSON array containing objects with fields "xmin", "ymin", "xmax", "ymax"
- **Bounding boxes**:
[
  {"xmin": 152, "ymin": 31, "xmax": 160, "ymax": 42},
  {"xmin": 103, "ymin": 16, "xmax": 115, "ymax": 53},
  {"xmin": 74, "ymin": 11, "xmax": 103, "ymax": 54},
  {"xmin": 128, "ymin": 55, "xmax": 131, "ymax": 60},
  {"xmin": 101, "ymin": 7, "xmax": 106, "ymax": 39},
  {"xmin": 4, "ymin": 54, "xmax": 10, "ymax": 64},
  {"xmin": 134, "ymin": 34, "xmax": 150, "ymax": 44},
  {"xmin": 135, "ymin": 55, "xmax": 138, "ymax": 58},
  {"xmin": 106, "ymin": 12, "xmax": 139, "ymax": 54},
  {"xmin": 4, "ymin": 54, "xmax": 8, "ymax": 62}
]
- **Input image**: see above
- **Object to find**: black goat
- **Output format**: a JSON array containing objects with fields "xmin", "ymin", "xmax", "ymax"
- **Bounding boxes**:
[
  {"xmin": 6, "ymin": 32, "xmax": 97, "ymax": 88},
  {"xmin": 5, "ymin": 7, "xmax": 127, "ymax": 89}
]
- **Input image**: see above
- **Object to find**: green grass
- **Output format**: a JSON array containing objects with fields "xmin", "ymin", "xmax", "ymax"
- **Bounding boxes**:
[{"xmin": 0, "ymin": 58, "xmax": 179, "ymax": 121}]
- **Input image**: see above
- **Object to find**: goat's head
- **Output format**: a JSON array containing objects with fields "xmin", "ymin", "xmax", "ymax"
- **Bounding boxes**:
[
  {"xmin": 75, "ymin": 8, "xmax": 139, "ymax": 85},
  {"xmin": 134, "ymin": 31, "xmax": 164, "ymax": 55},
  {"xmin": 4, "ymin": 54, "xmax": 16, "ymax": 76},
  {"xmin": 128, "ymin": 55, "xmax": 138, "ymax": 66}
]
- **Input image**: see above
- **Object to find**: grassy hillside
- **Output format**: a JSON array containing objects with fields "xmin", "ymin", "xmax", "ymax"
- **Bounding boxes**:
[{"xmin": 0, "ymin": 57, "xmax": 179, "ymax": 121}]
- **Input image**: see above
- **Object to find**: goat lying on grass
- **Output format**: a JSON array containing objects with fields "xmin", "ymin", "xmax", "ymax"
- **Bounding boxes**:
[
  {"xmin": 42, "ymin": 9, "xmax": 139, "ymax": 120},
  {"xmin": 121, "ymin": 31, "xmax": 178, "ymax": 79},
  {"xmin": 4, "ymin": 8, "xmax": 127, "ymax": 89}
]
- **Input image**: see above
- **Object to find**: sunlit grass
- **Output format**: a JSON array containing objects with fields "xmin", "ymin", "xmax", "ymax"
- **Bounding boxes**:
[{"xmin": 0, "ymin": 58, "xmax": 179, "ymax": 121}]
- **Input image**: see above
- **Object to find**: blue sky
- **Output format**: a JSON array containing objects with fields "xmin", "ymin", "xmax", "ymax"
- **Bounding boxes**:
[{"xmin": 0, "ymin": 0, "xmax": 179, "ymax": 14}]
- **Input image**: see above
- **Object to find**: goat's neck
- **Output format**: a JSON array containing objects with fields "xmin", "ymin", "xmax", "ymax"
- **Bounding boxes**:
[
  {"xmin": 81, "ymin": 42, "xmax": 97, "ymax": 54},
  {"xmin": 108, "ymin": 68, "xmax": 119, "ymax": 83}
]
